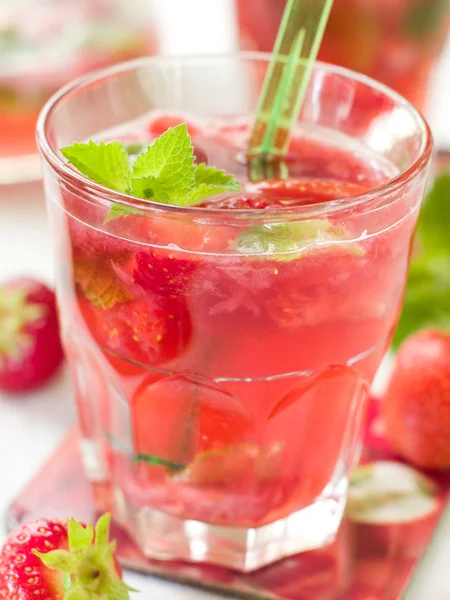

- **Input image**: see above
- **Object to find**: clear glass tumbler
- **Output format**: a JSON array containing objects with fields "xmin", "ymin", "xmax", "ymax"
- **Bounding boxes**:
[{"xmin": 37, "ymin": 53, "xmax": 432, "ymax": 571}]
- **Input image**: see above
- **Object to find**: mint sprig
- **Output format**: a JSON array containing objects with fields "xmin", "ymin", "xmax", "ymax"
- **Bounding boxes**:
[
  {"xmin": 131, "ymin": 124, "xmax": 196, "ymax": 197},
  {"xmin": 61, "ymin": 141, "xmax": 131, "ymax": 193},
  {"xmin": 393, "ymin": 173, "xmax": 450, "ymax": 348},
  {"xmin": 61, "ymin": 123, "xmax": 241, "ymax": 221}
]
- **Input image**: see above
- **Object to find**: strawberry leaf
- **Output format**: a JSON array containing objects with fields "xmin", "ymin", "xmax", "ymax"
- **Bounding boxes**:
[
  {"xmin": 35, "ymin": 514, "xmax": 133, "ymax": 600},
  {"xmin": 108, "ymin": 580, "xmax": 133, "ymax": 600},
  {"xmin": 68, "ymin": 520, "xmax": 94, "ymax": 551},
  {"xmin": 63, "ymin": 573, "xmax": 72, "ymax": 591},
  {"xmin": 94, "ymin": 513, "xmax": 111, "ymax": 549},
  {"xmin": 0, "ymin": 287, "xmax": 45, "ymax": 358},
  {"xmin": 65, "ymin": 587, "xmax": 90, "ymax": 600},
  {"xmin": 34, "ymin": 549, "xmax": 78, "ymax": 573}
]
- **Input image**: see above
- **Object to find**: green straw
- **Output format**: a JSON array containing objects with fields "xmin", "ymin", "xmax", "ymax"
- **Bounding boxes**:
[{"xmin": 247, "ymin": 0, "xmax": 334, "ymax": 161}]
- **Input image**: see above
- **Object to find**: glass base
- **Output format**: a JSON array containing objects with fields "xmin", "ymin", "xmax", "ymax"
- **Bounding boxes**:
[{"xmin": 115, "ymin": 485, "xmax": 346, "ymax": 572}]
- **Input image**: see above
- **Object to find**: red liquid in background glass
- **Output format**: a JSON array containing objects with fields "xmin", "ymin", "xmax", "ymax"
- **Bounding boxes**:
[
  {"xmin": 0, "ymin": 0, "xmax": 156, "ymax": 159},
  {"xmin": 237, "ymin": 0, "xmax": 450, "ymax": 110},
  {"xmin": 61, "ymin": 114, "xmax": 418, "ymax": 528}
]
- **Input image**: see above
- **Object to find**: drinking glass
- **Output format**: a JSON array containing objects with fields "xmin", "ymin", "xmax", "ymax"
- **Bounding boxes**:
[{"xmin": 37, "ymin": 53, "xmax": 432, "ymax": 571}]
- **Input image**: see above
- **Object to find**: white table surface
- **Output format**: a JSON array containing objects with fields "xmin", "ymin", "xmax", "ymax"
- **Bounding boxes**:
[{"xmin": 1, "ymin": 3, "xmax": 450, "ymax": 596}]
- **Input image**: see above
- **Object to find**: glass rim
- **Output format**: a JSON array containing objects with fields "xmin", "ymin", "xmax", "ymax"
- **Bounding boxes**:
[{"xmin": 36, "ymin": 51, "xmax": 433, "ymax": 221}]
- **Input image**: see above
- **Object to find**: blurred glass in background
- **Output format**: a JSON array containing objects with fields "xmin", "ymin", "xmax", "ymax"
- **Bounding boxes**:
[
  {"xmin": 0, "ymin": 0, "xmax": 155, "ymax": 184},
  {"xmin": 237, "ymin": 0, "xmax": 450, "ymax": 111},
  {"xmin": 1, "ymin": 0, "xmax": 449, "ymax": 187}
]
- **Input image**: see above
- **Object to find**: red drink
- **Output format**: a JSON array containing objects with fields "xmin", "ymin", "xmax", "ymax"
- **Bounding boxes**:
[
  {"xmin": 237, "ymin": 0, "xmax": 450, "ymax": 110},
  {"xmin": 68, "ymin": 115, "xmax": 401, "ymax": 525},
  {"xmin": 38, "ymin": 55, "xmax": 432, "ymax": 571}
]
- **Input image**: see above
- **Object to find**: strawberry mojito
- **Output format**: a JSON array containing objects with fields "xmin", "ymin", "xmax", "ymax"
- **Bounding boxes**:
[
  {"xmin": 238, "ymin": 0, "xmax": 450, "ymax": 110},
  {"xmin": 37, "ymin": 55, "xmax": 432, "ymax": 570}
]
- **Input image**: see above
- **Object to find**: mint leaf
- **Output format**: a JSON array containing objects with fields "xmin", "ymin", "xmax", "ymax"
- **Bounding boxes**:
[
  {"xmin": 127, "ymin": 176, "xmax": 157, "ymax": 199},
  {"xmin": 128, "ymin": 176, "xmax": 171, "ymax": 204},
  {"xmin": 134, "ymin": 453, "xmax": 185, "ymax": 472},
  {"xmin": 393, "ymin": 174, "xmax": 450, "ymax": 348},
  {"xmin": 61, "ymin": 141, "xmax": 130, "ymax": 193},
  {"xmin": 131, "ymin": 123, "xmax": 196, "ymax": 198},
  {"xmin": 124, "ymin": 141, "xmax": 150, "ymax": 157},
  {"xmin": 194, "ymin": 163, "xmax": 241, "ymax": 191},
  {"xmin": 104, "ymin": 203, "xmax": 145, "ymax": 223},
  {"xmin": 183, "ymin": 183, "xmax": 232, "ymax": 206},
  {"xmin": 236, "ymin": 221, "xmax": 330, "ymax": 257},
  {"xmin": 129, "ymin": 126, "xmax": 240, "ymax": 205},
  {"xmin": 235, "ymin": 220, "xmax": 364, "ymax": 260},
  {"xmin": 61, "ymin": 122, "xmax": 241, "ymax": 222}
]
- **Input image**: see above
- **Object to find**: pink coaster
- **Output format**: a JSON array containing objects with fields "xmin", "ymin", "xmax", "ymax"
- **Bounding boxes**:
[{"xmin": 6, "ymin": 399, "xmax": 449, "ymax": 600}]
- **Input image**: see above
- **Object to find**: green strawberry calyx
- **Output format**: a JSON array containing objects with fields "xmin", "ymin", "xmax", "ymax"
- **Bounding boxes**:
[
  {"xmin": 0, "ymin": 286, "xmax": 45, "ymax": 360},
  {"xmin": 34, "ymin": 514, "xmax": 133, "ymax": 600}
]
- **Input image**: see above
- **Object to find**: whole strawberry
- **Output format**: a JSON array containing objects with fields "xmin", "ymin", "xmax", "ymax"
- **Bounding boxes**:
[
  {"xmin": 0, "ymin": 514, "xmax": 131, "ymax": 599},
  {"xmin": 0, "ymin": 278, "xmax": 64, "ymax": 392},
  {"xmin": 382, "ymin": 329, "xmax": 450, "ymax": 470}
]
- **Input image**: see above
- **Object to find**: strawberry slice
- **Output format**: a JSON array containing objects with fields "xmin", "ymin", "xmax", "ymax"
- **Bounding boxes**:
[
  {"xmin": 347, "ymin": 461, "xmax": 440, "ymax": 524},
  {"xmin": 147, "ymin": 114, "xmax": 200, "ymax": 138},
  {"xmin": 74, "ymin": 258, "xmax": 130, "ymax": 309},
  {"xmin": 201, "ymin": 194, "xmax": 282, "ymax": 210},
  {"xmin": 246, "ymin": 178, "xmax": 369, "ymax": 205},
  {"xmin": 0, "ymin": 278, "xmax": 64, "ymax": 392},
  {"xmin": 0, "ymin": 514, "xmax": 131, "ymax": 599},
  {"xmin": 74, "ymin": 251, "xmax": 194, "ymax": 366},
  {"xmin": 79, "ymin": 296, "xmax": 191, "ymax": 367},
  {"xmin": 201, "ymin": 179, "xmax": 369, "ymax": 210},
  {"xmin": 131, "ymin": 373, "xmax": 254, "ymax": 468},
  {"xmin": 176, "ymin": 442, "xmax": 284, "ymax": 487},
  {"xmin": 132, "ymin": 250, "xmax": 197, "ymax": 302}
]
